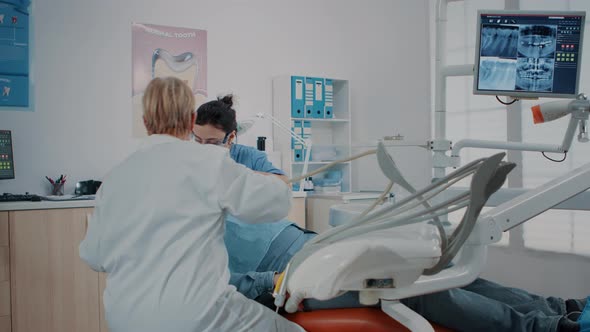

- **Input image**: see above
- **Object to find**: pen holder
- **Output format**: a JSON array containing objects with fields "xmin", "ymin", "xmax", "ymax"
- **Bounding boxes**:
[{"xmin": 51, "ymin": 182, "xmax": 65, "ymax": 196}]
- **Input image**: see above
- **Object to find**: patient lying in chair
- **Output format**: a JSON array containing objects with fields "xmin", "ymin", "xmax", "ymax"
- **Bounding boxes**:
[
  {"xmin": 223, "ymin": 143, "xmax": 586, "ymax": 332},
  {"xmin": 225, "ymin": 216, "xmax": 587, "ymax": 332}
]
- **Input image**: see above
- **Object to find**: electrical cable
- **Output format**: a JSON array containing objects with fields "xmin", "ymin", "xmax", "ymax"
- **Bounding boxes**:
[
  {"xmin": 356, "ymin": 180, "xmax": 394, "ymax": 220},
  {"xmin": 542, "ymin": 151, "xmax": 567, "ymax": 162},
  {"xmin": 496, "ymin": 95, "xmax": 519, "ymax": 105}
]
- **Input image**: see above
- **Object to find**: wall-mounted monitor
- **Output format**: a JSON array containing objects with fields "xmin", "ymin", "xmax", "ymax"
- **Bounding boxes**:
[
  {"xmin": 0, "ymin": 130, "xmax": 14, "ymax": 180},
  {"xmin": 473, "ymin": 10, "xmax": 585, "ymax": 99}
]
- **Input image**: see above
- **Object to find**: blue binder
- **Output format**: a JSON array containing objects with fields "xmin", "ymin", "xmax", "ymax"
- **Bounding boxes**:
[
  {"xmin": 291, "ymin": 76, "xmax": 305, "ymax": 118},
  {"xmin": 304, "ymin": 77, "xmax": 314, "ymax": 118},
  {"xmin": 302, "ymin": 121, "xmax": 312, "ymax": 161},
  {"xmin": 293, "ymin": 120, "xmax": 304, "ymax": 162},
  {"xmin": 294, "ymin": 147, "xmax": 304, "ymax": 162},
  {"xmin": 324, "ymin": 79, "xmax": 334, "ymax": 118},
  {"xmin": 312, "ymin": 78, "xmax": 325, "ymax": 118},
  {"xmin": 291, "ymin": 120, "xmax": 302, "ymax": 148},
  {"xmin": 303, "ymin": 120, "xmax": 312, "ymax": 138}
]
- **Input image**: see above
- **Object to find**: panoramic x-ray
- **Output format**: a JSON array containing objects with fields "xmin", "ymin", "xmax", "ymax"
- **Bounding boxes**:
[
  {"xmin": 515, "ymin": 57, "xmax": 554, "ymax": 92},
  {"xmin": 480, "ymin": 25, "xmax": 519, "ymax": 58},
  {"xmin": 517, "ymin": 25, "xmax": 557, "ymax": 58},
  {"xmin": 478, "ymin": 57, "xmax": 517, "ymax": 91}
]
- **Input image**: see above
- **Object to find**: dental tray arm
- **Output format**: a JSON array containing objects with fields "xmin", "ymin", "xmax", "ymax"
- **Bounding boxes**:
[{"xmin": 477, "ymin": 160, "xmax": 590, "ymax": 235}]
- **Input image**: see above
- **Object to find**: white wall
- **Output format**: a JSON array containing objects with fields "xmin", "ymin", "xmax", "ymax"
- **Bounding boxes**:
[{"xmin": 0, "ymin": 0, "xmax": 432, "ymax": 195}]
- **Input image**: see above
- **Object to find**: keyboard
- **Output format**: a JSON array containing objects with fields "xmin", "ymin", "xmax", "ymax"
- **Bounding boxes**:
[{"xmin": 0, "ymin": 193, "xmax": 42, "ymax": 202}]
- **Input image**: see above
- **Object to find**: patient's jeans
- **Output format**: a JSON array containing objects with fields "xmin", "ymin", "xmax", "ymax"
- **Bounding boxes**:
[{"xmin": 401, "ymin": 278, "xmax": 565, "ymax": 332}]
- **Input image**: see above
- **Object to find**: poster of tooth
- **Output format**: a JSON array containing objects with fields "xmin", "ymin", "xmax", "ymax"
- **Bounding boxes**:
[
  {"xmin": 132, "ymin": 23, "xmax": 207, "ymax": 137},
  {"xmin": 0, "ymin": 0, "xmax": 30, "ymax": 108}
]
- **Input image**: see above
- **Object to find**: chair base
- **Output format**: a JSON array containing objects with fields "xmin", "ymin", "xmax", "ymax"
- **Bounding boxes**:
[{"xmin": 284, "ymin": 308, "xmax": 454, "ymax": 332}]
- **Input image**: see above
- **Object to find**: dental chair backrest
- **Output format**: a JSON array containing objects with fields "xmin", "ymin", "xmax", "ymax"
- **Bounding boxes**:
[{"xmin": 283, "ymin": 149, "xmax": 515, "ymax": 312}]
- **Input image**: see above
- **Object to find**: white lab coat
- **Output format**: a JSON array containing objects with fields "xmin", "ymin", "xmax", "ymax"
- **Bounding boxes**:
[{"xmin": 80, "ymin": 135, "xmax": 305, "ymax": 332}]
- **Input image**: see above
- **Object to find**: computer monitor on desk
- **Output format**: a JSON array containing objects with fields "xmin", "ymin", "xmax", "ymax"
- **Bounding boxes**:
[{"xmin": 0, "ymin": 130, "xmax": 14, "ymax": 180}]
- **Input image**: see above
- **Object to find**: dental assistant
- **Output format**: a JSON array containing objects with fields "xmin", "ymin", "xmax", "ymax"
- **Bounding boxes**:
[
  {"xmin": 193, "ymin": 95, "xmax": 301, "ymax": 296},
  {"xmin": 79, "ymin": 77, "xmax": 305, "ymax": 332}
]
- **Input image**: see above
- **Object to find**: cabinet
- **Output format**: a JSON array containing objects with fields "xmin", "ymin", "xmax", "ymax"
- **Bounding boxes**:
[
  {"xmin": 272, "ymin": 75, "xmax": 352, "ymax": 192},
  {"xmin": 0, "ymin": 212, "xmax": 9, "ymax": 332},
  {"xmin": 10, "ymin": 208, "xmax": 101, "ymax": 332},
  {"xmin": 0, "ymin": 194, "xmax": 306, "ymax": 332}
]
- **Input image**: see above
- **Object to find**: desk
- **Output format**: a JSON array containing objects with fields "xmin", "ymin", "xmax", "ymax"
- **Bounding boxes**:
[
  {"xmin": 288, "ymin": 191, "xmax": 307, "ymax": 228},
  {"xmin": 0, "ymin": 190, "xmax": 305, "ymax": 332}
]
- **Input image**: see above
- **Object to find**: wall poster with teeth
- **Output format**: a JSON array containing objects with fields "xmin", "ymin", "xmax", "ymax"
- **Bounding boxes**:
[
  {"xmin": 132, "ymin": 23, "xmax": 207, "ymax": 137},
  {"xmin": 0, "ymin": 0, "xmax": 30, "ymax": 109}
]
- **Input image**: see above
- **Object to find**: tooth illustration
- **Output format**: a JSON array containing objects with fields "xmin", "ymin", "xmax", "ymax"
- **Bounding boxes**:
[
  {"xmin": 2, "ymin": 86, "xmax": 10, "ymax": 97},
  {"xmin": 152, "ymin": 48, "xmax": 198, "ymax": 90}
]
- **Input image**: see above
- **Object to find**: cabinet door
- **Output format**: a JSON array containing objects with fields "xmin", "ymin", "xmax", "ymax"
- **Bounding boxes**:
[
  {"xmin": 287, "ymin": 197, "xmax": 306, "ymax": 229},
  {"xmin": 10, "ymin": 208, "xmax": 99, "ymax": 332},
  {"xmin": 0, "ymin": 212, "xmax": 9, "ymax": 332}
]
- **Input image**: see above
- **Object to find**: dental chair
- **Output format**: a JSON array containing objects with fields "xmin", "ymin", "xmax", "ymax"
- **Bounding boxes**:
[{"xmin": 277, "ymin": 144, "xmax": 515, "ymax": 332}]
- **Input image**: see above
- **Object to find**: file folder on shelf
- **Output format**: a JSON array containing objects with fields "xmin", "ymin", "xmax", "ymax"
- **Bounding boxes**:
[
  {"xmin": 291, "ymin": 120, "xmax": 302, "ymax": 148},
  {"xmin": 291, "ymin": 76, "xmax": 305, "ymax": 118},
  {"xmin": 324, "ymin": 78, "xmax": 334, "ymax": 118},
  {"xmin": 303, "ymin": 120, "xmax": 312, "ymax": 161},
  {"xmin": 312, "ymin": 77, "xmax": 325, "ymax": 118},
  {"xmin": 304, "ymin": 77, "xmax": 314, "ymax": 118}
]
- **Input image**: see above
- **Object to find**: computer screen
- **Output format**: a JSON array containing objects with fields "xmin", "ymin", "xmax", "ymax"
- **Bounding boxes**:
[
  {"xmin": 473, "ymin": 10, "xmax": 586, "ymax": 98},
  {"xmin": 0, "ymin": 130, "xmax": 15, "ymax": 180}
]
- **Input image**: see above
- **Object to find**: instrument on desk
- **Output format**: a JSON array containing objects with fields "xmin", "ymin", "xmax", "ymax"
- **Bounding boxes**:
[{"xmin": 0, "ymin": 193, "xmax": 42, "ymax": 202}]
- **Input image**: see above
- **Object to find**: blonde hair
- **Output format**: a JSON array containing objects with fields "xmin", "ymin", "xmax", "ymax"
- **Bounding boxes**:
[{"xmin": 142, "ymin": 77, "xmax": 195, "ymax": 136}]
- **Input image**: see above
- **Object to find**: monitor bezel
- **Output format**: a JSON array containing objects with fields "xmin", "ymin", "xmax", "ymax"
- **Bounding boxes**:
[
  {"xmin": 473, "ymin": 10, "xmax": 586, "ymax": 99},
  {"xmin": 0, "ymin": 130, "xmax": 15, "ymax": 180}
]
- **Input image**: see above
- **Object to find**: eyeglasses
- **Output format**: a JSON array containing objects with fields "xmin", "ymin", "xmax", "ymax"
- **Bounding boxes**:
[{"xmin": 191, "ymin": 131, "xmax": 230, "ymax": 146}]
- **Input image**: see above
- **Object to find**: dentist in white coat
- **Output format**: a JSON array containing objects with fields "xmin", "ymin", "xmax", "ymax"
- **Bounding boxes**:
[{"xmin": 79, "ymin": 77, "xmax": 305, "ymax": 332}]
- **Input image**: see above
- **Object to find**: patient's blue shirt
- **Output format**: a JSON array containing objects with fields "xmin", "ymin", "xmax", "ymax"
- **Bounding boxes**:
[
  {"xmin": 225, "ymin": 216, "xmax": 294, "ymax": 274},
  {"xmin": 225, "ymin": 144, "xmax": 293, "ymax": 275}
]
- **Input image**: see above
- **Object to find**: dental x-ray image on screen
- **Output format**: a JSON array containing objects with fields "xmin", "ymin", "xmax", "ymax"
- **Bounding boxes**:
[
  {"xmin": 517, "ymin": 25, "xmax": 557, "ymax": 58},
  {"xmin": 478, "ymin": 57, "xmax": 517, "ymax": 91},
  {"xmin": 515, "ymin": 57, "xmax": 554, "ymax": 92},
  {"xmin": 473, "ymin": 11, "xmax": 585, "ymax": 98},
  {"xmin": 514, "ymin": 25, "xmax": 556, "ymax": 92},
  {"xmin": 480, "ymin": 25, "xmax": 519, "ymax": 58}
]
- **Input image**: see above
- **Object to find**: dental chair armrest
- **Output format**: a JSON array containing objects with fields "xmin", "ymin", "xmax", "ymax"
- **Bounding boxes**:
[{"xmin": 373, "ymin": 244, "xmax": 486, "ymax": 301}]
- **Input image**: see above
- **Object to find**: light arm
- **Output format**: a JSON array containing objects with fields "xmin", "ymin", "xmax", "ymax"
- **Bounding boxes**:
[
  {"xmin": 255, "ymin": 113, "xmax": 310, "ymax": 148},
  {"xmin": 451, "ymin": 113, "xmax": 581, "ymax": 156},
  {"xmin": 452, "ymin": 99, "xmax": 590, "ymax": 158},
  {"xmin": 256, "ymin": 112, "xmax": 311, "ymax": 191}
]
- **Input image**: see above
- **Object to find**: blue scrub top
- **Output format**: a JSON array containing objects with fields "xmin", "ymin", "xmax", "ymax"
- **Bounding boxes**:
[
  {"xmin": 229, "ymin": 144, "xmax": 285, "ymax": 176},
  {"xmin": 225, "ymin": 144, "xmax": 293, "ymax": 274}
]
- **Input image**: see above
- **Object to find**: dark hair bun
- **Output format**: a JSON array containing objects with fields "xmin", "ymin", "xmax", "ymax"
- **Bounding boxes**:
[{"xmin": 218, "ymin": 94, "xmax": 234, "ymax": 108}]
